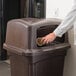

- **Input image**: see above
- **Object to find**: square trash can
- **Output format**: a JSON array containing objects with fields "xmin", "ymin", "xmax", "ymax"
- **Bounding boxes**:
[{"xmin": 3, "ymin": 18, "xmax": 70, "ymax": 76}]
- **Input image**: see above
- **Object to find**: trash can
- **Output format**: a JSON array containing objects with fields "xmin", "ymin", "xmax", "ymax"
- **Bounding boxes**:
[{"xmin": 3, "ymin": 18, "xmax": 70, "ymax": 76}]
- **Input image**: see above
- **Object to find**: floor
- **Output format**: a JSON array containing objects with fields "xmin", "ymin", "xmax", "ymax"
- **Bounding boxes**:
[{"xmin": 0, "ymin": 60, "xmax": 11, "ymax": 76}]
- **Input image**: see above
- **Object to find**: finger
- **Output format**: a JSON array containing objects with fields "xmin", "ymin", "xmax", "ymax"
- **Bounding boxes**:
[
  {"xmin": 46, "ymin": 39, "xmax": 52, "ymax": 44},
  {"xmin": 47, "ymin": 39, "xmax": 52, "ymax": 44},
  {"xmin": 45, "ymin": 39, "xmax": 49, "ymax": 44},
  {"xmin": 43, "ymin": 38, "xmax": 47, "ymax": 44},
  {"xmin": 41, "ymin": 37, "xmax": 45, "ymax": 41},
  {"xmin": 41, "ymin": 37, "xmax": 46, "ymax": 42}
]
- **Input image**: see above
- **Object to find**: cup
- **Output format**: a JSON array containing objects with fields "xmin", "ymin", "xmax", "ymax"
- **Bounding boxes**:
[{"xmin": 36, "ymin": 37, "xmax": 44, "ymax": 46}]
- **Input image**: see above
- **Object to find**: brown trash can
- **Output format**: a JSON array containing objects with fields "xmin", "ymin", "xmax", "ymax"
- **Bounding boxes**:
[{"xmin": 3, "ymin": 18, "xmax": 70, "ymax": 76}]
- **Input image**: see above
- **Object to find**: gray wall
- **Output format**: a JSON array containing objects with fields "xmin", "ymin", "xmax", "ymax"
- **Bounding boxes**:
[{"xmin": 63, "ymin": 27, "xmax": 76, "ymax": 76}]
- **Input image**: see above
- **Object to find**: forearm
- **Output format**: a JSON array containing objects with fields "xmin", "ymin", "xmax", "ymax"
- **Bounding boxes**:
[{"xmin": 53, "ymin": 4, "xmax": 76, "ymax": 37}]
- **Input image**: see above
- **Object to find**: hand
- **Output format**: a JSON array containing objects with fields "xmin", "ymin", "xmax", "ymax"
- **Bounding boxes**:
[{"xmin": 41, "ymin": 32, "xmax": 56, "ymax": 44}]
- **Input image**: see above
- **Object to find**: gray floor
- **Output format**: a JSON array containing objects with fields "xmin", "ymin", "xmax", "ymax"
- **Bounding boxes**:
[{"xmin": 0, "ymin": 61, "xmax": 11, "ymax": 76}]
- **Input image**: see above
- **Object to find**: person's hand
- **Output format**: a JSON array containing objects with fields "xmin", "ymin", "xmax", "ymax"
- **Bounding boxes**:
[{"xmin": 41, "ymin": 32, "xmax": 56, "ymax": 44}]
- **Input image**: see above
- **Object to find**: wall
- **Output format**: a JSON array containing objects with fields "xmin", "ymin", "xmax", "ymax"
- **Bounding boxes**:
[
  {"xmin": 63, "ymin": 23, "xmax": 76, "ymax": 76},
  {"xmin": 46, "ymin": 0, "xmax": 73, "ymax": 19}
]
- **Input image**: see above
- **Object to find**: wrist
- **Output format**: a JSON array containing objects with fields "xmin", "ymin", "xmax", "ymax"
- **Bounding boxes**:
[{"xmin": 51, "ymin": 32, "xmax": 56, "ymax": 38}]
